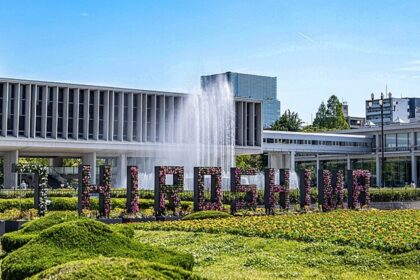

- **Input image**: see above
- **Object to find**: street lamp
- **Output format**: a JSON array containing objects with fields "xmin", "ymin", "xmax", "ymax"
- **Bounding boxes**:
[{"xmin": 368, "ymin": 92, "xmax": 385, "ymax": 188}]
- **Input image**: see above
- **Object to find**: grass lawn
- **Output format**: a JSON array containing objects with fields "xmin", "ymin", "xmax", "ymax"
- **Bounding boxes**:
[{"xmin": 132, "ymin": 210, "xmax": 420, "ymax": 280}]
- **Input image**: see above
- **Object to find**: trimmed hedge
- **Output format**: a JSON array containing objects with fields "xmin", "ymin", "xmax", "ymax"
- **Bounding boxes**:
[
  {"xmin": 0, "ymin": 198, "xmax": 193, "ymax": 212},
  {"xmin": 1, "ymin": 212, "xmax": 80, "ymax": 252},
  {"xmin": 182, "ymin": 211, "xmax": 231, "ymax": 221},
  {"xmin": 29, "ymin": 257, "xmax": 202, "ymax": 280},
  {"xmin": 1, "ymin": 219, "xmax": 194, "ymax": 280}
]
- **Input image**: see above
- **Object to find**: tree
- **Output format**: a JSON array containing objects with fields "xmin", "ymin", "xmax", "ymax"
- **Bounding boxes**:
[
  {"xmin": 236, "ymin": 154, "xmax": 266, "ymax": 171},
  {"xmin": 312, "ymin": 95, "xmax": 349, "ymax": 130},
  {"xmin": 269, "ymin": 109, "xmax": 303, "ymax": 131}
]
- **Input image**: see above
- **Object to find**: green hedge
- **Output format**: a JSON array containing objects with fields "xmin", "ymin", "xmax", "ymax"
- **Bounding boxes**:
[
  {"xmin": 1, "ymin": 212, "xmax": 80, "ymax": 252},
  {"xmin": 1, "ymin": 219, "xmax": 194, "ymax": 280},
  {"xmin": 0, "ymin": 198, "xmax": 193, "ymax": 212},
  {"xmin": 29, "ymin": 257, "xmax": 201, "ymax": 280}
]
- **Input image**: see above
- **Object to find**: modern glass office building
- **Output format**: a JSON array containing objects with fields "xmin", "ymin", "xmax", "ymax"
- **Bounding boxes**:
[{"xmin": 201, "ymin": 72, "xmax": 280, "ymax": 128}]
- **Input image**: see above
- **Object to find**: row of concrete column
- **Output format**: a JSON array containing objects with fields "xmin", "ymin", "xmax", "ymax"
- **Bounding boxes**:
[{"xmin": 0, "ymin": 82, "xmax": 183, "ymax": 143}]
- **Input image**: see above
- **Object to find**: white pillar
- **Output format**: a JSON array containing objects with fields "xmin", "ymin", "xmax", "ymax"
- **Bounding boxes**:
[
  {"xmin": 316, "ymin": 154, "xmax": 320, "ymax": 187},
  {"xmin": 24, "ymin": 84, "xmax": 32, "ymax": 138},
  {"xmin": 13, "ymin": 83, "xmax": 20, "ymax": 137},
  {"xmin": 63, "ymin": 87, "xmax": 69, "ymax": 139},
  {"xmin": 347, "ymin": 154, "xmax": 351, "ymax": 170},
  {"xmin": 82, "ymin": 152, "xmax": 97, "ymax": 184},
  {"xmin": 290, "ymin": 151, "xmax": 296, "ymax": 172},
  {"xmin": 4, "ymin": 150, "xmax": 19, "ymax": 188},
  {"xmin": 93, "ymin": 90, "xmax": 99, "ymax": 140},
  {"xmin": 2, "ymin": 82, "xmax": 8, "ymax": 137},
  {"xmin": 116, "ymin": 154, "xmax": 127, "ymax": 188}
]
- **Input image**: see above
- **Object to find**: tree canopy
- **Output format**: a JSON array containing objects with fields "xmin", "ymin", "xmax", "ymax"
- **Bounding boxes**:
[
  {"xmin": 269, "ymin": 109, "xmax": 303, "ymax": 131},
  {"xmin": 312, "ymin": 95, "xmax": 349, "ymax": 130}
]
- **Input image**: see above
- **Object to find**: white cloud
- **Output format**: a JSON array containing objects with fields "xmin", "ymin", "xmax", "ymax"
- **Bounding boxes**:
[
  {"xmin": 297, "ymin": 32, "xmax": 316, "ymax": 44},
  {"xmin": 81, "ymin": 12, "xmax": 89, "ymax": 17}
]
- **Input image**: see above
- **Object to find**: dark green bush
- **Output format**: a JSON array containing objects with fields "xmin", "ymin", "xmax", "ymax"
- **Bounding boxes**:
[
  {"xmin": 182, "ymin": 211, "xmax": 231, "ymax": 221},
  {"xmin": 29, "ymin": 257, "xmax": 201, "ymax": 280},
  {"xmin": 1, "ymin": 219, "xmax": 194, "ymax": 280}
]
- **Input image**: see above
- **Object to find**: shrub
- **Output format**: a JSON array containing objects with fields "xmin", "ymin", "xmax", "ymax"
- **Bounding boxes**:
[
  {"xmin": 29, "ymin": 257, "xmax": 201, "ymax": 280},
  {"xmin": 1, "ymin": 212, "xmax": 81, "ymax": 252},
  {"xmin": 1, "ymin": 219, "xmax": 194, "ymax": 280},
  {"xmin": 182, "ymin": 211, "xmax": 231, "ymax": 221}
]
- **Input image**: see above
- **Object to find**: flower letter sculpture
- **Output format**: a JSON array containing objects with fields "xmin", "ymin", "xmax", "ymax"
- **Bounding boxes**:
[
  {"xmin": 333, "ymin": 170, "xmax": 345, "ymax": 209},
  {"xmin": 299, "ymin": 169, "xmax": 312, "ymax": 209},
  {"xmin": 264, "ymin": 168, "xmax": 290, "ymax": 215},
  {"xmin": 318, "ymin": 170, "xmax": 335, "ymax": 212},
  {"xmin": 154, "ymin": 166, "xmax": 184, "ymax": 216},
  {"xmin": 230, "ymin": 168, "xmax": 258, "ymax": 215},
  {"xmin": 126, "ymin": 166, "xmax": 140, "ymax": 215},
  {"xmin": 193, "ymin": 167, "xmax": 223, "ymax": 211},
  {"xmin": 13, "ymin": 164, "xmax": 48, "ymax": 216},
  {"xmin": 77, "ymin": 165, "xmax": 112, "ymax": 218},
  {"xmin": 348, "ymin": 169, "xmax": 371, "ymax": 209}
]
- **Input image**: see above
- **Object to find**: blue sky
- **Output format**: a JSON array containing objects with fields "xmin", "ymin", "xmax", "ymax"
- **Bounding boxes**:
[{"xmin": 1, "ymin": 0, "xmax": 420, "ymax": 122}]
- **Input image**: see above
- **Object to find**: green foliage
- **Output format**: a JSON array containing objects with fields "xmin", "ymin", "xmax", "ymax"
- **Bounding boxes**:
[
  {"xmin": 313, "ymin": 95, "xmax": 349, "ymax": 130},
  {"xmin": 18, "ymin": 158, "xmax": 50, "ymax": 166},
  {"xmin": 182, "ymin": 210, "xmax": 231, "ymax": 221},
  {"xmin": 133, "ymin": 210, "xmax": 420, "ymax": 253},
  {"xmin": 134, "ymin": 230, "xmax": 420, "ymax": 280},
  {"xmin": 1, "ymin": 212, "xmax": 80, "ymax": 252},
  {"xmin": 1, "ymin": 219, "xmax": 194, "ymax": 279},
  {"xmin": 0, "ymin": 197, "xmax": 193, "ymax": 212},
  {"xmin": 235, "ymin": 154, "xmax": 265, "ymax": 171},
  {"xmin": 29, "ymin": 257, "xmax": 202, "ymax": 280},
  {"xmin": 269, "ymin": 109, "xmax": 303, "ymax": 131}
]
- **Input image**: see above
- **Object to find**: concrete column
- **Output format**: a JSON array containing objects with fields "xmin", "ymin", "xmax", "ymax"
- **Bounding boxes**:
[
  {"xmin": 158, "ymin": 95, "xmax": 165, "ymax": 142},
  {"xmin": 375, "ymin": 133, "xmax": 381, "ymax": 186},
  {"xmin": 13, "ymin": 83, "xmax": 20, "ymax": 137},
  {"xmin": 93, "ymin": 90, "xmax": 99, "ymax": 140},
  {"xmin": 316, "ymin": 154, "xmax": 321, "ymax": 188},
  {"xmin": 83, "ymin": 90, "xmax": 89, "ymax": 140},
  {"xmin": 118, "ymin": 92, "xmax": 124, "ymax": 141},
  {"xmin": 347, "ymin": 154, "xmax": 351, "ymax": 170},
  {"xmin": 290, "ymin": 151, "xmax": 296, "ymax": 172},
  {"xmin": 142, "ymin": 94, "xmax": 147, "ymax": 142},
  {"xmin": 30, "ymin": 85, "xmax": 37, "ymax": 138},
  {"xmin": 137, "ymin": 94, "xmax": 143, "ymax": 142},
  {"xmin": 103, "ymin": 91, "xmax": 109, "ymax": 141},
  {"xmin": 63, "ymin": 87, "xmax": 69, "ymax": 139},
  {"xmin": 82, "ymin": 152, "xmax": 97, "ymax": 184},
  {"xmin": 116, "ymin": 154, "xmax": 127, "ymax": 188},
  {"xmin": 52, "ymin": 86, "xmax": 58, "ymax": 139},
  {"xmin": 41, "ymin": 86, "xmax": 48, "ymax": 138},
  {"xmin": 72, "ymin": 89, "xmax": 79, "ymax": 140},
  {"xmin": 108, "ymin": 91, "xmax": 114, "ymax": 141},
  {"xmin": 4, "ymin": 150, "xmax": 19, "ymax": 188},
  {"xmin": 2, "ymin": 82, "xmax": 8, "ymax": 136},
  {"xmin": 127, "ymin": 92, "xmax": 134, "ymax": 141},
  {"xmin": 24, "ymin": 84, "xmax": 31, "ymax": 138},
  {"xmin": 248, "ymin": 102, "xmax": 255, "ymax": 146},
  {"xmin": 243, "ymin": 102, "xmax": 247, "ymax": 145},
  {"xmin": 150, "ymin": 95, "xmax": 156, "ymax": 142}
]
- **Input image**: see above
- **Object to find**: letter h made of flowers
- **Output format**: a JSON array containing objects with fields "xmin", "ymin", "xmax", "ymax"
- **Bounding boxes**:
[
  {"xmin": 230, "ymin": 168, "xmax": 258, "ymax": 214},
  {"xmin": 347, "ymin": 169, "xmax": 371, "ymax": 209},
  {"xmin": 193, "ymin": 167, "xmax": 223, "ymax": 211},
  {"xmin": 264, "ymin": 168, "xmax": 290, "ymax": 215},
  {"xmin": 77, "ymin": 165, "xmax": 112, "ymax": 218},
  {"xmin": 154, "ymin": 166, "xmax": 184, "ymax": 216}
]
